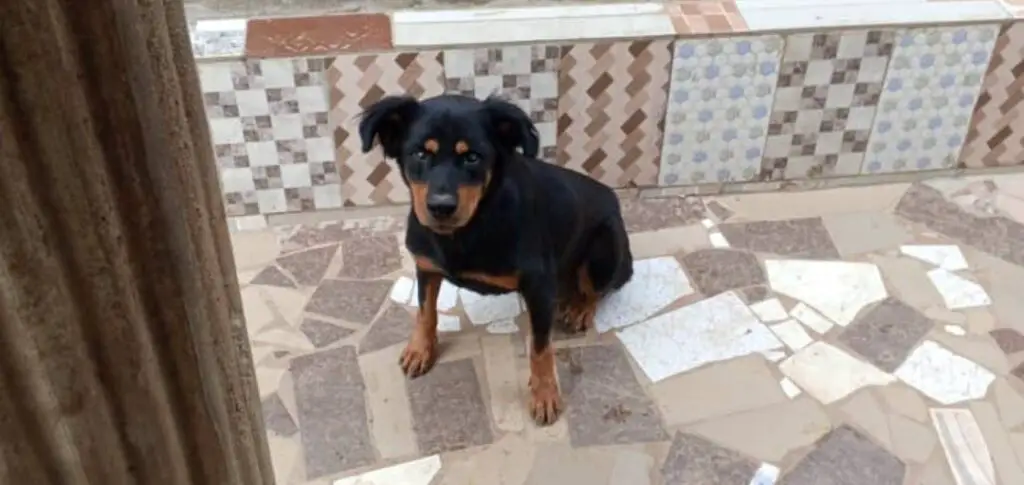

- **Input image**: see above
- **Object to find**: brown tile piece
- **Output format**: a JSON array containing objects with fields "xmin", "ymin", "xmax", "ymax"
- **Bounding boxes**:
[
  {"xmin": 290, "ymin": 347, "xmax": 374, "ymax": 478},
  {"xmin": 681, "ymin": 249, "xmax": 766, "ymax": 296},
  {"xmin": 282, "ymin": 216, "xmax": 406, "ymax": 252},
  {"xmin": 660, "ymin": 432, "xmax": 759, "ymax": 484},
  {"xmin": 299, "ymin": 318, "xmax": 354, "ymax": 348},
  {"xmin": 837, "ymin": 298, "xmax": 934, "ymax": 372},
  {"xmin": 706, "ymin": 200, "xmax": 734, "ymax": 221},
  {"xmin": 740, "ymin": 285, "xmax": 770, "ymax": 303},
  {"xmin": 718, "ymin": 217, "xmax": 841, "ymax": 259},
  {"xmin": 250, "ymin": 265, "xmax": 296, "ymax": 288},
  {"xmin": 407, "ymin": 358, "xmax": 495, "ymax": 454},
  {"xmin": 667, "ymin": 1, "xmax": 748, "ymax": 35},
  {"xmin": 337, "ymin": 235, "xmax": 402, "ymax": 279},
  {"xmin": 246, "ymin": 14, "xmax": 393, "ymax": 58},
  {"xmin": 359, "ymin": 304, "xmax": 413, "ymax": 355},
  {"xmin": 276, "ymin": 244, "xmax": 338, "ymax": 286},
  {"xmin": 896, "ymin": 183, "xmax": 1024, "ymax": 267},
  {"xmin": 990, "ymin": 328, "xmax": 1024, "ymax": 354},
  {"xmin": 304, "ymin": 279, "xmax": 390, "ymax": 323},
  {"xmin": 782, "ymin": 425, "xmax": 905, "ymax": 485},
  {"xmin": 555, "ymin": 345, "xmax": 668, "ymax": 447},
  {"xmin": 1013, "ymin": 361, "xmax": 1024, "ymax": 382},
  {"xmin": 620, "ymin": 196, "xmax": 707, "ymax": 233},
  {"xmin": 262, "ymin": 393, "xmax": 299, "ymax": 437}
]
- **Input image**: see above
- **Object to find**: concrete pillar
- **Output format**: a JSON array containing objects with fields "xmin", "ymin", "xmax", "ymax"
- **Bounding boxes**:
[{"xmin": 0, "ymin": 1, "xmax": 274, "ymax": 484}]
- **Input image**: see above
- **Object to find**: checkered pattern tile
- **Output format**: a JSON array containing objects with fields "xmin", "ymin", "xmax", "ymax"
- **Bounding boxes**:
[
  {"xmin": 557, "ymin": 40, "xmax": 672, "ymax": 187},
  {"xmin": 864, "ymin": 26, "xmax": 999, "ymax": 174},
  {"xmin": 761, "ymin": 30, "xmax": 894, "ymax": 180},
  {"xmin": 328, "ymin": 51, "xmax": 445, "ymax": 207},
  {"xmin": 959, "ymin": 23, "xmax": 1024, "ymax": 169},
  {"xmin": 443, "ymin": 46, "xmax": 561, "ymax": 161},
  {"xmin": 200, "ymin": 58, "xmax": 341, "ymax": 216}
]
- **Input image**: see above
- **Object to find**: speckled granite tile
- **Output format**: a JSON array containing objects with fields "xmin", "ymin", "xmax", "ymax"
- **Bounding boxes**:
[
  {"xmin": 299, "ymin": 318, "xmax": 354, "ymax": 348},
  {"xmin": 304, "ymin": 279, "xmax": 390, "ymax": 323},
  {"xmin": 359, "ymin": 304, "xmax": 413, "ymax": 355},
  {"xmin": 660, "ymin": 432, "xmax": 759, "ymax": 484},
  {"xmin": 276, "ymin": 244, "xmax": 338, "ymax": 286},
  {"xmin": 250, "ymin": 265, "xmax": 297, "ymax": 288},
  {"xmin": 681, "ymin": 249, "xmax": 766, "ymax": 296},
  {"xmin": 262, "ymin": 393, "xmax": 299, "ymax": 437},
  {"xmin": 837, "ymin": 298, "xmax": 934, "ymax": 372},
  {"xmin": 338, "ymin": 235, "xmax": 403, "ymax": 279},
  {"xmin": 782, "ymin": 425, "xmax": 905, "ymax": 485},
  {"xmin": 718, "ymin": 217, "xmax": 841, "ymax": 259},
  {"xmin": 407, "ymin": 358, "xmax": 494, "ymax": 454}
]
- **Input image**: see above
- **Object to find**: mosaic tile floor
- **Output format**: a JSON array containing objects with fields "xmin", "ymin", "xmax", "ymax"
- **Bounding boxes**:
[{"xmin": 232, "ymin": 174, "xmax": 1024, "ymax": 485}]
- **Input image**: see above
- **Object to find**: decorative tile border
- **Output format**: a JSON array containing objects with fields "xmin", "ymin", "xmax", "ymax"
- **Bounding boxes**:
[
  {"xmin": 960, "ymin": 22, "xmax": 1024, "ymax": 168},
  {"xmin": 190, "ymin": 18, "xmax": 246, "ymax": 59},
  {"xmin": 667, "ymin": 1, "xmax": 748, "ymax": 35},
  {"xmin": 735, "ymin": 0, "xmax": 1009, "ymax": 32},
  {"xmin": 245, "ymin": 14, "xmax": 393, "ymax": 59}
]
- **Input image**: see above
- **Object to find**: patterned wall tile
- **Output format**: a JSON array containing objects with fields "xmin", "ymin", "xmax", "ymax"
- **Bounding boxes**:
[
  {"xmin": 443, "ymin": 45, "xmax": 561, "ymax": 161},
  {"xmin": 660, "ymin": 35, "xmax": 782, "ymax": 185},
  {"xmin": 328, "ymin": 52, "xmax": 445, "ymax": 206},
  {"xmin": 863, "ymin": 25, "xmax": 999, "ymax": 174},
  {"xmin": 667, "ymin": 1, "xmax": 748, "ymax": 35},
  {"xmin": 557, "ymin": 40, "xmax": 672, "ymax": 187},
  {"xmin": 199, "ymin": 57, "xmax": 341, "ymax": 216},
  {"xmin": 959, "ymin": 23, "xmax": 1024, "ymax": 169},
  {"xmin": 761, "ymin": 30, "xmax": 894, "ymax": 180}
]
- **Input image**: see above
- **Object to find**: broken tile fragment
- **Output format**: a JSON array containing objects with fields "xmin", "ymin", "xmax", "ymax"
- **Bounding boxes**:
[
  {"xmin": 790, "ymin": 303, "xmax": 834, "ymax": 334},
  {"xmin": 305, "ymin": 279, "xmax": 391, "ymax": 323},
  {"xmin": 337, "ymin": 235, "xmax": 402, "ymax": 279},
  {"xmin": 750, "ymin": 463, "xmax": 780, "ymax": 485},
  {"xmin": 595, "ymin": 257, "xmax": 694, "ymax": 333},
  {"xmin": 405, "ymin": 279, "xmax": 459, "ymax": 311},
  {"xmin": 459, "ymin": 289, "xmax": 521, "ymax": 325},
  {"xmin": 822, "ymin": 212, "xmax": 913, "ymax": 256},
  {"xmin": 767, "ymin": 259, "xmax": 887, "ymax": 327},
  {"xmin": 389, "ymin": 276, "xmax": 415, "ymax": 305},
  {"xmin": 887, "ymin": 413, "xmax": 936, "ymax": 464},
  {"xmin": 332, "ymin": 455, "xmax": 441, "ymax": 485},
  {"xmin": 689, "ymin": 397, "xmax": 831, "ymax": 462},
  {"xmin": 838, "ymin": 390, "xmax": 892, "ymax": 450},
  {"xmin": 927, "ymin": 269, "xmax": 991, "ymax": 310},
  {"xmin": 779, "ymin": 341, "xmax": 896, "ymax": 404},
  {"xmin": 780, "ymin": 378, "xmax": 801, "ymax": 399},
  {"xmin": 782, "ymin": 426, "xmax": 905, "ymax": 485},
  {"xmin": 659, "ymin": 432, "xmax": 759, "ymax": 484},
  {"xmin": 992, "ymin": 379, "xmax": 1024, "ymax": 429},
  {"xmin": 359, "ymin": 305, "xmax": 413, "ymax": 355},
  {"xmin": 277, "ymin": 244, "xmax": 337, "ymax": 286},
  {"xmin": 945, "ymin": 325, "xmax": 967, "ymax": 336},
  {"xmin": 894, "ymin": 341, "xmax": 995, "ymax": 405},
  {"xmin": 930, "ymin": 408, "xmax": 996, "ymax": 485},
  {"xmin": 719, "ymin": 217, "xmax": 841, "ymax": 259},
  {"xmin": 990, "ymin": 328, "xmax": 1024, "ymax": 354},
  {"xmin": 617, "ymin": 291, "xmax": 782, "ymax": 382},
  {"xmin": 485, "ymin": 319, "xmax": 517, "ymax": 334},
  {"xmin": 250, "ymin": 265, "xmax": 296, "ymax": 288},
  {"xmin": 407, "ymin": 359, "xmax": 494, "ymax": 454},
  {"xmin": 837, "ymin": 298, "xmax": 934, "ymax": 372},
  {"xmin": 900, "ymin": 245, "xmax": 969, "ymax": 271},
  {"xmin": 969, "ymin": 402, "xmax": 1024, "ymax": 485},
  {"xmin": 709, "ymin": 232, "xmax": 730, "ymax": 248},
  {"xmin": 682, "ymin": 249, "xmax": 766, "ymax": 296},
  {"xmin": 750, "ymin": 298, "xmax": 788, "ymax": 322},
  {"xmin": 299, "ymin": 319, "xmax": 354, "ymax": 348},
  {"xmin": 438, "ymin": 313, "xmax": 462, "ymax": 333},
  {"xmin": 262, "ymin": 393, "xmax": 298, "ymax": 437},
  {"xmin": 770, "ymin": 319, "xmax": 813, "ymax": 351}
]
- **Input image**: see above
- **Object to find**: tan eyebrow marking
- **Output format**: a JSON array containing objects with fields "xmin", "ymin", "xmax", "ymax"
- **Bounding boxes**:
[
  {"xmin": 424, "ymin": 139, "xmax": 439, "ymax": 153},
  {"xmin": 454, "ymin": 141, "xmax": 469, "ymax": 154}
]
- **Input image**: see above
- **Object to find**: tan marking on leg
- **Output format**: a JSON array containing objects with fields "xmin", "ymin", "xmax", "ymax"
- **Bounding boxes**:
[
  {"xmin": 414, "ymin": 255, "xmax": 441, "ymax": 273},
  {"xmin": 458, "ymin": 272, "xmax": 518, "ymax": 290},
  {"xmin": 528, "ymin": 344, "xmax": 563, "ymax": 425},
  {"xmin": 560, "ymin": 266, "xmax": 599, "ymax": 333},
  {"xmin": 400, "ymin": 273, "xmax": 441, "ymax": 377}
]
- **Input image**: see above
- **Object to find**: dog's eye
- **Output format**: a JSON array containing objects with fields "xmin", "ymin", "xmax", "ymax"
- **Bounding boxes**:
[
  {"xmin": 463, "ymin": 152, "xmax": 481, "ymax": 165},
  {"xmin": 412, "ymin": 150, "xmax": 430, "ymax": 162}
]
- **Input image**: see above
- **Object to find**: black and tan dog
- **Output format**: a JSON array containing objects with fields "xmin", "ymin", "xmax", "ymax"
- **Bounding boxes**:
[{"xmin": 358, "ymin": 94, "xmax": 633, "ymax": 425}]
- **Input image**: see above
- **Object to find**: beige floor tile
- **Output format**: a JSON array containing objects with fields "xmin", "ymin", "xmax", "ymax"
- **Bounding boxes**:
[
  {"xmin": 995, "ymin": 192, "xmax": 1024, "ymax": 224},
  {"xmin": 931, "ymin": 408, "xmax": 996, "ymax": 485},
  {"xmin": 231, "ymin": 228, "xmax": 282, "ymax": 270},
  {"xmin": 822, "ymin": 212, "xmax": 913, "ymax": 256},
  {"xmin": 242, "ymin": 286, "xmax": 279, "ymax": 335},
  {"xmin": 878, "ymin": 384, "xmax": 930, "ymax": 423},
  {"xmin": 268, "ymin": 434, "xmax": 303, "ymax": 485},
  {"xmin": 888, "ymin": 414, "xmax": 936, "ymax": 464},
  {"xmin": 437, "ymin": 435, "xmax": 535, "ymax": 485},
  {"xmin": 358, "ymin": 345, "xmax": 418, "ymax": 460},
  {"xmin": 608, "ymin": 449, "xmax": 656, "ymax": 485},
  {"xmin": 1010, "ymin": 433, "xmax": 1024, "ymax": 469},
  {"xmin": 993, "ymin": 379, "xmax": 1024, "ymax": 429},
  {"xmin": 930, "ymin": 331, "xmax": 1011, "ymax": 376},
  {"xmin": 256, "ymin": 366, "xmax": 287, "ymax": 398},
  {"xmin": 261, "ymin": 285, "xmax": 312, "ymax": 327},
  {"xmin": 867, "ymin": 254, "xmax": 945, "ymax": 311},
  {"xmin": 522, "ymin": 444, "xmax": 657, "ymax": 485},
  {"xmin": 481, "ymin": 336, "xmax": 526, "ymax": 433},
  {"xmin": 649, "ymin": 355, "xmax": 788, "ymax": 427},
  {"xmin": 628, "ymin": 224, "xmax": 711, "ymax": 259},
  {"xmin": 839, "ymin": 391, "xmax": 893, "ymax": 450},
  {"xmin": 716, "ymin": 183, "xmax": 910, "ymax": 222},
  {"xmin": 916, "ymin": 448, "xmax": 957, "ymax": 485},
  {"xmin": 686, "ymin": 397, "xmax": 831, "ymax": 462},
  {"xmin": 277, "ymin": 371, "xmax": 299, "ymax": 423},
  {"xmin": 970, "ymin": 402, "xmax": 1024, "ymax": 485},
  {"xmin": 964, "ymin": 308, "xmax": 997, "ymax": 335}
]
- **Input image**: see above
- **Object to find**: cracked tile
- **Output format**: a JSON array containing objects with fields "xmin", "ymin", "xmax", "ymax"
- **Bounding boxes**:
[
  {"xmin": 931, "ymin": 408, "xmax": 996, "ymax": 485},
  {"xmin": 299, "ymin": 319, "xmax": 354, "ymax": 348},
  {"xmin": 766, "ymin": 259, "xmax": 888, "ymax": 327},
  {"xmin": 617, "ymin": 291, "xmax": 782, "ymax": 382},
  {"xmin": 681, "ymin": 249, "xmax": 766, "ymax": 296},
  {"xmin": 556, "ymin": 344, "xmax": 667, "ymax": 447},
  {"xmin": 407, "ymin": 358, "xmax": 493, "ymax": 454},
  {"xmin": 718, "ymin": 217, "xmax": 840, "ymax": 259},
  {"xmin": 900, "ymin": 245, "xmax": 969, "ymax": 271},
  {"xmin": 823, "ymin": 212, "xmax": 913, "ymax": 257},
  {"xmin": 251, "ymin": 265, "xmax": 297, "ymax": 288},
  {"xmin": 359, "ymin": 304, "xmax": 413, "ymax": 355},
  {"xmin": 928, "ymin": 269, "xmax": 991, "ymax": 310},
  {"xmin": 660, "ymin": 432, "xmax": 759, "ymax": 484},
  {"xmin": 779, "ymin": 341, "xmax": 896, "ymax": 404},
  {"xmin": 262, "ymin": 393, "xmax": 298, "ymax": 437},
  {"xmin": 337, "ymin": 235, "xmax": 402, "ymax": 279},
  {"xmin": 894, "ymin": 341, "xmax": 995, "ymax": 405},
  {"xmin": 305, "ymin": 279, "xmax": 391, "ymax": 323},
  {"xmin": 291, "ymin": 347, "xmax": 373, "ymax": 478},
  {"xmin": 595, "ymin": 257, "xmax": 694, "ymax": 333},
  {"xmin": 277, "ymin": 244, "xmax": 338, "ymax": 286},
  {"xmin": 689, "ymin": 397, "xmax": 831, "ymax": 463},
  {"xmin": 837, "ymin": 298, "xmax": 934, "ymax": 372},
  {"xmin": 333, "ymin": 455, "xmax": 441, "ymax": 485},
  {"xmin": 782, "ymin": 426, "xmax": 905, "ymax": 485}
]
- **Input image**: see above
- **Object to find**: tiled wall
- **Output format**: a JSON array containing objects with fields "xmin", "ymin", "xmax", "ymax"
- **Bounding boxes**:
[{"xmin": 190, "ymin": 2, "xmax": 1024, "ymax": 227}]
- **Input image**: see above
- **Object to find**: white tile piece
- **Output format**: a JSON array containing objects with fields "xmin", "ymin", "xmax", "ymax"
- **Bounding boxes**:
[
  {"xmin": 408, "ymin": 280, "xmax": 460, "ymax": 312},
  {"xmin": 393, "ymin": 4, "xmax": 675, "ymax": 47},
  {"xmin": 930, "ymin": 408, "xmax": 997, "ymax": 485},
  {"xmin": 927, "ymin": 269, "xmax": 992, "ymax": 310},
  {"xmin": 750, "ymin": 463, "xmax": 780, "ymax": 485},
  {"xmin": 701, "ymin": 218, "xmax": 716, "ymax": 229},
  {"xmin": 789, "ymin": 302, "xmax": 835, "ymax": 334},
  {"xmin": 766, "ymin": 260, "xmax": 888, "ymax": 327},
  {"xmin": 750, "ymin": 298, "xmax": 789, "ymax": 322},
  {"xmin": 779, "ymin": 378, "xmax": 802, "ymax": 399},
  {"xmin": 895, "ymin": 340, "xmax": 995, "ymax": 405},
  {"xmin": 594, "ymin": 257, "xmax": 694, "ymax": 333},
  {"xmin": 770, "ymin": 319, "xmax": 814, "ymax": 351},
  {"xmin": 486, "ymin": 319, "xmax": 519, "ymax": 334},
  {"xmin": 945, "ymin": 324, "xmax": 967, "ymax": 336},
  {"xmin": 333, "ymin": 455, "xmax": 442, "ymax": 485},
  {"xmin": 709, "ymin": 232, "xmax": 731, "ymax": 248},
  {"xmin": 459, "ymin": 289, "xmax": 522, "ymax": 325},
  {"xmin": 438, "ymin": 314, "xmax": 462, "ymax": 333},
  {"xmin": 737, "ymin": 1, "xmax": 1009, "ymax": 32},
  {"xmin": 762, "ymin": 350, "xmax": 788, "ymax": 362},
  {"xmin": 900, "ymin": 244, "xmax": 969, "ymax": 271},
  {"xmin": 779, "ymin": 341, "xmax": 896, "ymax": 404},
  {"xmin": 389, "ymin": 276, "xmax": 415, "ymax": 305},
  {"xmin": 616, "ymin": 291, "xmax": 783, "ymax": 383}
]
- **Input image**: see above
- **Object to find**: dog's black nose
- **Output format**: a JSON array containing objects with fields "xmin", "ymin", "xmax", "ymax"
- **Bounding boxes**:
[{"xmin": 426, "ymin": 193, "xmax": 458, "ymax": 219}]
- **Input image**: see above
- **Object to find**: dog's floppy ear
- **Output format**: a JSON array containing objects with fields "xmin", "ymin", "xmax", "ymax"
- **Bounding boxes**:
[
  {"xmin": 358, "ymin": 95, "xmax": 421, "ymax": 159},
  {"xmin": 482, "ymin": 95, "xmax": 540, "ymax": 159}
]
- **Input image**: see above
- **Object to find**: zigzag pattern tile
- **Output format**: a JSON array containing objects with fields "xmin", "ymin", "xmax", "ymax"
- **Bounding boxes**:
[
  {"xmin": 557, "ymin": 41, "xmax": 672, "ymax": 187},
  {"xmin": 328, "ymin": 52, "xmax": 445, "ymax": 206},
  {"xmin": 960, "ymin": 23, "xmax": 1024, "ymax": 168}
]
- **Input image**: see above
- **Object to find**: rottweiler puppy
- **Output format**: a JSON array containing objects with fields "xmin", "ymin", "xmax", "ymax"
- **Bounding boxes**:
[{"xmin": 358, "ymin": 94, "xmax": 633, "ymax": 425}]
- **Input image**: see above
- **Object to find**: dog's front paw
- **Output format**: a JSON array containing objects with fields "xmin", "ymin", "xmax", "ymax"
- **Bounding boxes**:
[
  {"xmin": 399, "ymin": 336, "xmax": 437, "ymax": 377},
  {"xmin": 528, "ymin": 377, "xmax": 563, "ymax": 425}
]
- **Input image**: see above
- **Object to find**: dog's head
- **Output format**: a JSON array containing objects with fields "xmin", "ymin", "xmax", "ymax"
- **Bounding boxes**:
[{"xmin": 358, "ymin": 94, "xmax": 539, "ymax": 234}]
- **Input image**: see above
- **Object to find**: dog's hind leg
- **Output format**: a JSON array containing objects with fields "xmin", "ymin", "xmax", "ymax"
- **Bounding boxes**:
[{"xmin": 558, "ymin": 219, "xmax": 632, "ymax": 333}]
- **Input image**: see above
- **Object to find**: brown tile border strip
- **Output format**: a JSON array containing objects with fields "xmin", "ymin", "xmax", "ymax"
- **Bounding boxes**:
[
  {"xmin": 245, "ymin": 14, "xmax": 393, "ymax": 58},
  {"xmin": 667, "ymin": 1, "xmax": 748, "ymax": 35}
]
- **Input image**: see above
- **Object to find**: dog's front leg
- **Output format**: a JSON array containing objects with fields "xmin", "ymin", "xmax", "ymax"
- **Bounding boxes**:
[
  {"xmin": 400, "ymin": 269, "xmax": 442, "ymax": 377},
  {"xmin": 520, "ymin": 273, "xmax": 564, "ymax": 425}
]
